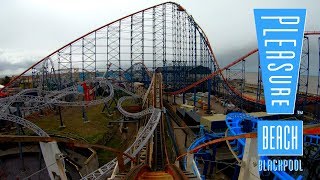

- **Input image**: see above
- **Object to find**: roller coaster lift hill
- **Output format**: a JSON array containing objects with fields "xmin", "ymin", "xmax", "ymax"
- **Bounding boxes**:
[{"xmin": 1, "ymin": 2, "xmax": 320, "ymax": 180}]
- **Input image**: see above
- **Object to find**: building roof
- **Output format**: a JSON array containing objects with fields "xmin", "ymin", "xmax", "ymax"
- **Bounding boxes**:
[
  {"xmin": 200, "ymin": 112, "xmax": 273, "ymax": 130},
  {"xmin": 156, "ymin": 65, "xmax": 211, "ymax": 74}
]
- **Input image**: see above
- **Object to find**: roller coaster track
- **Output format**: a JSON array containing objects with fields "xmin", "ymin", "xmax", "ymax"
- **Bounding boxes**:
[
  {"xmin": 0, "ymin": 97, "xmax": 66, "ymax": 179},
  {"xmin": 0, "ymin": 80, "xmax": 163, "ymax": 179},
  {"xmin": 0, "ymin": 113, "xmax": 48, "ymax": 137},
  {"xmin": 117, "ymin": 96, "xmax": 154, "ymax": 119},
  {"xmin": 169, "ymin": 31, "xmax": 320, "ymax": 106},
  {"xmin": 0, "ymin": 79, "xmax": 117, "ymax": 179},
  {"xmin": 0, "ymin": 2, "xmax": 318, "ymax": 109},
  {"xmin": 122, "ymin": 62, "xmax": 153, "ymax": 81},
  {"xmin": 176, "ymin": 124, "xmax": 320, "ymax": 159},
  {"xmin": 82, "ymin": 109, "xmax": 162, "ymax": 179},
  {"xmin": 0, "ymin": 1, "xmax": 319, "ymax": 179},
  {"xmin": 0, "ymin": 79, "xmax": 114, "ymax": 113},
  {"xmin": 152, "ymin": 73, "xmax": 168, "ymax": 171},
  {"xmin": 113, "ymin": 83, "xmax": 139, "ymax": 97},
  {"xmin": 81, "ymin": 74, "xmax": 165, "ymax": 179},
  {"xmin": 0, "ymin": 2, "xmax": 217, "ymax": 94},
  {"xmin": 177, "ymin": 114, "xmax": 320, "ymax": 179},
  {"xmin": 0, "ymin": 2, "xmax": 179, "ymax": 92},
  {"xmin": 225, "ymin": 113, "xmax": 320, "ymax": 179},
  {"xmin": 0, "ymin": 76, "xmax": 164, "ymax": 179},
  {"xmin": 0, "ymin": 135, "xmax": 136, "ymax": 162}
]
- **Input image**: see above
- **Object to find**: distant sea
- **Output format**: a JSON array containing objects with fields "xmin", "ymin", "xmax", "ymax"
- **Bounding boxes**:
[{"xmin": 245, "ymin": 72, "xmax": 319, "ymax": 95}]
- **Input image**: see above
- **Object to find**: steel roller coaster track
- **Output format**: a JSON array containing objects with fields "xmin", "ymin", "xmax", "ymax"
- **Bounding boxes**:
[
  {"xmin": 0, "ymin": 76, "xmax": 162, "ymax": 179},
  {"xmin": 0, "ymin": 1, "xmax": 320, "ymax": 179},
  {"xmin": 177, "ymin": 113, "xmax": 320, "ymax": 179}
]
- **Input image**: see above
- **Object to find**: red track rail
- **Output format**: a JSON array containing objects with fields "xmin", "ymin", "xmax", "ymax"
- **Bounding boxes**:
[
  {"xmin": 0, "ymin": 0, "xmax": 319, "ymax": 107},
  {"xmin": 169, "ymin": 48, "xmax": 258, "ymax": 95},
  {"xmin": 176, "ymin": 125, "xmax": 320, "ymax": 161},
  {"xmin": 123, "ymin": 62, "xmax": 152, "ymax": 79},
  {"xmin": 0, "ymin": 1, "xmax": 180, "ymax": 92},
  {"xmin": 169, "ymin": 31, "xmax": 320, "ymax": 105}
]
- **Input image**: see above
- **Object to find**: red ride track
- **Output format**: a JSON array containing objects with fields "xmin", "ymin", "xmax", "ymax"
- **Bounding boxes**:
[
  {"xmin": 176, "ymin": 124, "xmax": 320, "ymax": 161},
  {"xmin": 0, "ymin": 2, "xmax": 177, "ymax": 92},
  {"xmin": 169, "ymin": 31, "xmax": 320, "ymax": 105},
  {"xmin": 0, "ymin": 0, "xmax": 319, "ymax": 106}
]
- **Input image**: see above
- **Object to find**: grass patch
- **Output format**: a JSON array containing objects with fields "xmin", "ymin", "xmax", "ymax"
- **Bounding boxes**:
[
  {"xmin": 96, "ymin": 134, "xmax": 123, "ymax": 165},
  {"xmin": 27, "ymin": 104, "xmax": 120, "ymax": 143},
  {"xmin": 26, "ymin": 101, "xmax": 138, "ymax": 166}
]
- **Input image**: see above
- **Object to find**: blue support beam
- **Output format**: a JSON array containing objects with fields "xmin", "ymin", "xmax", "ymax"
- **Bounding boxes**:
[
  {"xmin": 207, "ymin": 78, "xmax": 212, "ymax": 114},
  {"xmin": 193, "ymin": 87, "xmax": 196, "ymax": 107}
]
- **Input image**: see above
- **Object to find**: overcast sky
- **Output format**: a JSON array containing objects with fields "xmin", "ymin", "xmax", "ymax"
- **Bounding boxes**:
[{"xmin": 0, "ymin": 0, "xmax": 320, "ymax": 77}]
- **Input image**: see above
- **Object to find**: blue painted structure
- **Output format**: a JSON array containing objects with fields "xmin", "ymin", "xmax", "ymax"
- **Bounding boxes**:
[{"xmin": 189, "ymin": 112, "xmax": 320, "ymax": 179}]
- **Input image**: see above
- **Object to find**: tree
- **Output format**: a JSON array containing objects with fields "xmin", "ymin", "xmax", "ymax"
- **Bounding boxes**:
[{"xmin": 1, "ymin": 76, "xmax": 10, "ymax": 85}]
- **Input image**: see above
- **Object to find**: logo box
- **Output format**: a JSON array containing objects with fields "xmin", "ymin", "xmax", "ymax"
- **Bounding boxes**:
[
  {"xmin": 257, "ymin": 120, "xmax": 303, "ymax": 156},
  {"xmin": 254, "ymin": 9, "xmax": 306, "ymax": 114}
]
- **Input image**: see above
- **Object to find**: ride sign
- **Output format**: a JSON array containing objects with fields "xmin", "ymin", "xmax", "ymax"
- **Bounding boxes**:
[
  {"xmin": 254, "ymin": 9, "xmax": 306, "ymax": 173},
  {"xmin": 254, "ymin": 9, "xmax": 306, "ymax": 114}
]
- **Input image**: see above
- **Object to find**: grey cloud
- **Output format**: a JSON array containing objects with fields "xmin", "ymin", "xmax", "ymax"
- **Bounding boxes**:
[
  {"xmin": 216, "ymin": 41, "xmax": 319, "ymax": 76},
  {"xmin": 0, "ymin": 0, "xmax": 319, "ymax": 77},
  {"xmin": 0, "ymin": 50, "xmax": 38, "ymax": 76},
  {"xmin": 0, "ymin": 59, "xmax": 35, "ymax": 71}
]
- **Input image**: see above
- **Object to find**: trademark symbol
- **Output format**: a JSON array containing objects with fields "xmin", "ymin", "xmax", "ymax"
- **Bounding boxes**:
[{"xmin": 297, "ymin": 110, "xmax": 303, "ymax": 115}]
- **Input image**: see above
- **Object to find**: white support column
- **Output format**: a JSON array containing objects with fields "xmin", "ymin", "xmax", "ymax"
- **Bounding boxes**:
[
  {"xmin": 186, "ymin": 153, "xmax": 194, "ymax": 172},
  {"xmin": 238, "ymin": 138, "xmax": 260, "ymax": 180},
  {"xmin": 40, "ymin": 142, "xmax": 67, "ymax": 180}
]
